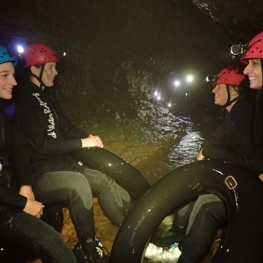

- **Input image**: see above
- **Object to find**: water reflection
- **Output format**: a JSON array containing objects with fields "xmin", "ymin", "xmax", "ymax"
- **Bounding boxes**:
[
  {"xmin": 165, "ymin": 124, "xmax": 204, "ymax": 170},
  {"xmin": 145, "ymin": 121, "xmax": 204, "ymax": 184}
]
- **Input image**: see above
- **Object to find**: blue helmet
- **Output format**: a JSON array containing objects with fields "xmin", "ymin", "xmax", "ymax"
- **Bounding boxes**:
[{"xmin": 0, "ymin": 44, "xmax": 18, "ymax": 66}]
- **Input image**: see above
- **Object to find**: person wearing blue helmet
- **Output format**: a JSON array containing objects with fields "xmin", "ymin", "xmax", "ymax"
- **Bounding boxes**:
[
  {"xmin": 0, "ymin": 45, "xmax": 17, "ymax": 100},
  {"xmin": 0, "ymin": 43, "xmax": 79, "ymax": 262}
]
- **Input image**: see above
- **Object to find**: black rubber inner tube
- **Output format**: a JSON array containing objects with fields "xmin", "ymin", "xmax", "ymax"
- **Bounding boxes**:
[
  {"xmin": 109, "ymin": 159, "xmax": 263, "ymax": 263},
  {"xmin": 72, "ymin": 147, "xmax": 150, "ymax": 201}
]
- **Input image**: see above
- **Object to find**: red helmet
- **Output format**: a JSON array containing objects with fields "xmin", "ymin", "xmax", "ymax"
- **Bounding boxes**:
[
  {"xmin": 241, "ymin": 31, "xmax": 263, "ymax": 64},
  {"xmin": 22, "ymin": 43, "xmax": 59, "ymax": 68},
  {"xmin": 213, "ymin": 65, "xmax": 246, "ymax": 87}
]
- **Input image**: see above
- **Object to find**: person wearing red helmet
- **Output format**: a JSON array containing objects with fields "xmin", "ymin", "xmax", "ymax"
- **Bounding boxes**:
[
  {"xmin": 241, "ymin": 31, "xmax": 263, "ymax": 91},
  {"xmin": 14, "ymin": 43, "xmax": 133, "ymax": 262},
  {"xmin": 240, "ymin": 31, "xmax": 263, "ymax": 182},
  {"xmin": 0, "ymin": 44, "xmax": 79, "ymax": 263},
  {"xmin": 145, "ymin": 65, "xmax": 255, "ymax": 263},
  {"xmin": 196, "ymin": 65, "xmax": 254, "ymax": 163},
  {"xmin": 21, "ymin": 43, "xmax": 59, "ymax": 89},
  {"xmin": 175, "ymin": 65, "xmax": 256, "ymax": 263}
]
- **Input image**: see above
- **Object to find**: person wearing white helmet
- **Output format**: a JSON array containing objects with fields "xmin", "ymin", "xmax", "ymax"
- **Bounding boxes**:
[{"xmin": 0, "ymin": 43, "xmax": 79, "ymax": 263}]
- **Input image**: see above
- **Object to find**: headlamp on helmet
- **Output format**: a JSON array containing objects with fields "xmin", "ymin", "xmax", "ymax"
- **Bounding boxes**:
[
  {"xmin": 205, "ymin": 74, "xmax": 216, "ymax": 83},
  {"xmin": 230, "ymin": 43, "xmax": 247, "ymax": 58},
  {"xmin": 213, "ymin": 65, "xmax": 246, "ymax": 87}
]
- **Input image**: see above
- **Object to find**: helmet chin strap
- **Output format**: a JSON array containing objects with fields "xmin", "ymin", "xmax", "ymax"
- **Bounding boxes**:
[
  {"xmin": 30, "ymin": 64, "xmax": 46, "ymax": 90},
  {"xmin": 223, "ymin": 84, "xmax": 240, "ymax": 108}
]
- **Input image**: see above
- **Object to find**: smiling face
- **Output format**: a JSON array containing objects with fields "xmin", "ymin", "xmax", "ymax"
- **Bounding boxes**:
[
  {"xmin": 31, "ymin": 62, "xmax": 58, "ymax": 88},
  {"xmin": 42, "ymin": 62, "xmax": 58, "ymax": 87},
  {"xmin": 243, "ymin": 59, "xmax": 262, "ymax": 90},
  {"xmin": 212, "ymin": 84, "xmax": 228, "ymax": 106},
  {"xmin": 0, "ymin": 62, "xmax": 17, "ymax": 99}
]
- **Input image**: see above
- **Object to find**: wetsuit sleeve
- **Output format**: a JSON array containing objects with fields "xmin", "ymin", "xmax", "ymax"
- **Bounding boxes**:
[
  {"xmin": 0, "ymin": 183, "xmax": 27, "ymax": 210},
  {"xmin": 202, "ymin": 121, "xmax": 232, "ymax": 159},
  {"xmin": 15, "ymin": 96, "xmax": 83, "ymax": 156},
  {"xmin": 203, "ymin": 103, "xmax": 255, "ymax": 166},
  {"xmin": 12, "ymin": 117, "xmax": 35, "ymax": 187},
  {"xmin": 202, "ymin": 142, "xmax": 246, "ymax": 163},
  {"xmin": 54, "ymin": 101, "xmax": 89, "ymax": 139},
  {"xmin": 249, "ymin": 152, "xmax": 263, "ymax": 173},
  {"xmin": 229, "ymin": 106, "xmax": 256, "ymax": 164},
  {"xmin": 203, "ymin": 121, "xmax": 226, "ymax": 147}
]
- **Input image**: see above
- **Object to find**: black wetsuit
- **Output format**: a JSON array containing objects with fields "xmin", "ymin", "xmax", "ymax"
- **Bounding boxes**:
[
  {"xmin": 202, "ymin": 95, "xmax": 256, "ymax": 168},
  {"xmin": 14, "ymin": 81, "xmax": 88, "ymax": 176},
  {"xmin": 14, "ymin": 81, "xmax": 133, "ymax": 227},
  {"xmin": 0, "ymin": 101, "xmax": 78, "ymax": 263},
  {"xmin": 178, "ymin": 95, "xmax": 261, "ymax": 263},
  {"xmin": 0, "ymin": 100, "xmax": 31, "ymax": 219}
]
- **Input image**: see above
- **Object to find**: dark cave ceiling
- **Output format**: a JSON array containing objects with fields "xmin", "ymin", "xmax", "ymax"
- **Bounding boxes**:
[
  {"xmin": 1, "ymin": 0, "xmax": 262, "ymax": 69},
  {"xmin": 0, "ymin": 0, "xmax": 262, "ymax": 154},
  {"xmin": 1, "ymin": 0, "xmax": 263, "ymax": 104},
  {"xmin": 2, "ymin": 0, "xmax": 263, "ymax": 61},
  {"xmin": 179, "ymin": 0, "xmax": 263, "ymax": 46}
]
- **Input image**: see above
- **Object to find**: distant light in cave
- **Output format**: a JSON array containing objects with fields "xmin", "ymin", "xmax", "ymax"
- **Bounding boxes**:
[
  {"xmin": 167, "ymin": 103, "xmax": 172, "ymax": 107},
  {"xmin": 186, "ymin": 75, "xmax": 194, "ymax": 83},
  {"xmin": 173, "ymin": 80, "xmax": 180, "ymax": 87},
  {"xmin": 17, "ymin": 45, "xmax": 24, "ymax": 54},
  {"xmin": 63, "ymin": 52, "xmax": 67, "ymax": 56},
  {"xmin": 154, "ymin": 90, "xmax": 162, "ymax": 101},
  {"xmin": 185, "ymin": 93, "xmax": 188, "ymax": 96}
]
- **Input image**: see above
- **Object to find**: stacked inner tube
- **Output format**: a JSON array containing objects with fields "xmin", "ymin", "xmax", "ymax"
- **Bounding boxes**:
[{"xmin": 109, "ymin": 159, "xmax": 263, "ymax": 263}]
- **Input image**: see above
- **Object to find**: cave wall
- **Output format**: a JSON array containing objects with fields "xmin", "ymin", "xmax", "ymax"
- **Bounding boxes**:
[{"xmin": 0, "ymin": 0, "xmax": 229, "ymax": 172}]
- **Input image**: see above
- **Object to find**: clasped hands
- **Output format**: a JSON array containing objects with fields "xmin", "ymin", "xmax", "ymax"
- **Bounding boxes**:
[{"xmin": 19, "ymin": 185, "xmax": 44, "ymax": 219}]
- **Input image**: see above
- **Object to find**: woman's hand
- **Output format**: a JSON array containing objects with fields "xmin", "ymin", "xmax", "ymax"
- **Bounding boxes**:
[
  {"xmin": 23, "ymin": 199, "xmax": 44, "ymax": 218},
  {"xmin": 258, "ymin": 174, "xmax": 263, "ymax": 182},
  {"xmin": 81, "ymin": 134, "xmax": 104, "ymax": 148},
  {"xmin": 20, "ymin": 185, "xmax": 44, "ymax": 218},
  {"xmin": 196, "ymin": 149, "xmax": 205, "ymax": 161}
]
